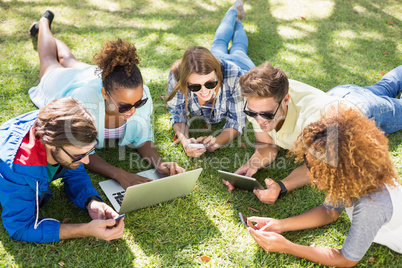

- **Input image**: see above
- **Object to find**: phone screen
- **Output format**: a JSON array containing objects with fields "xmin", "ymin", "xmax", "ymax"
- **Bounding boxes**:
[{"xmin": 239, "ymin": 212, "xmax": 248, "ymax": 227}]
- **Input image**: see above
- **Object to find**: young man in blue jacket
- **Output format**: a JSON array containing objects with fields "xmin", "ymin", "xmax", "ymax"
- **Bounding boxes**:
[{"xmin": 0, "ymin": 97, "xmax": 124, "ymax": 243}]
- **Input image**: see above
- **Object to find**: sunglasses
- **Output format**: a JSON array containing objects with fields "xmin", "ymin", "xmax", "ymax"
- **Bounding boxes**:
[
  {"xmin": 187, "ymin": 80, "xmax": 218, "ymax": 92},
  {"xmin": 107, "ymin": 92, "xmax": 148, "ymax": 114},
  {"xmin": 61, "ymin": 143, "xmax": 97, "ymax": 163},
  {"xmin": 243, "ymin": 99, "xmax": 282, "ymax": 120}
]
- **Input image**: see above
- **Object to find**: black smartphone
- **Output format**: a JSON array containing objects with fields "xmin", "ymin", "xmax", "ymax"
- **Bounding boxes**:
[
  {"xmin": 239, "ymin": 212, "xmax": 248, "ymax": 227},
  {"xmin": 115, "ymin": 214, "xmax": 125, "ymax": 221}
]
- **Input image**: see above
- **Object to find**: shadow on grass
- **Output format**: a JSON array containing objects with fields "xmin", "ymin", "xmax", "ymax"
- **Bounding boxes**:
[{"xmin": 126, "ymin": 196, "xmax": 221, "ymax": 265}]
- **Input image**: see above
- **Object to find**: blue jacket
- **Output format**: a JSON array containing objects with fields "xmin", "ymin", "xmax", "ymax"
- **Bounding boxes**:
[{"xmin": 0, "ymin": 110, "xmax": 101, "ymax": 243}]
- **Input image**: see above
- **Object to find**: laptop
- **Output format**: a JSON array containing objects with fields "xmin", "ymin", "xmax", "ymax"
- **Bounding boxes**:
[
  {"xmin": 218, "ymin": 170, "xmax": 264, "ymax": 191},
  {"xmin": 99, "ymin": 168, "xmax": 203, "ymax": 213}
]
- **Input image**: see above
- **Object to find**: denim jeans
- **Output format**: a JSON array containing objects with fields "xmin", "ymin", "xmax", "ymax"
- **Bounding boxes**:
[
  {"xmin": 328, "ymin": 65, "xmax": 402, "ymax": 134},
  {"xmin": 210, "ymin": 8, "xmax": 255, "ymax": 72}
]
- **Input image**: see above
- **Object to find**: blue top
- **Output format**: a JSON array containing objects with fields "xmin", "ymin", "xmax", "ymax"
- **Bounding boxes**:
[
  {"xmin": 28, "ymin": 65, "xmax": 154, "ymax": 149},
  {"xmin": 0, "ymin": 111, "xmax": 101, "ymax": 243},
  {"xmin": 167, "ymin": 59, "xmax": 247, "ymax": 134}
]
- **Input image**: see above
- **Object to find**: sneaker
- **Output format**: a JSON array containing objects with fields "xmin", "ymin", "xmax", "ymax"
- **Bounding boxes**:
[{"xmin": 233, "ymin": 0, "xmax": 245, "ymax": 21}]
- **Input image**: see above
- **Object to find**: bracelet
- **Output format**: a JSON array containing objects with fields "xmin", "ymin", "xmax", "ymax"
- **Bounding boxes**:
[
  {"xmin": 85, "ymin": 195, "xmax": 102, "ymax": 210},
  {"xmin": 276, "ymin": 180, "xmax": 288, "ymax": 199}
]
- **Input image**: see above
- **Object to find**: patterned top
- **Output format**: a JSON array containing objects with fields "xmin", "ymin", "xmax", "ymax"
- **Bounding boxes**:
[
  {"xmin": 104, "ymin": 123, "xmax": 127, "ymax": 139},
  {"xmin": 167, "ymin": 59, "xmax": 247, "ymax": 134}
]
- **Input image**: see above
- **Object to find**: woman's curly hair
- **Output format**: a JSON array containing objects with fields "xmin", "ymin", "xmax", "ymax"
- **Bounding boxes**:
[
  {"xmin": 291, "ymin": 105, "xmax": 398, "ymax": 207},
  {"xmin": 93, "ymin": 38, "xmax": 142, "ymax": 93}
]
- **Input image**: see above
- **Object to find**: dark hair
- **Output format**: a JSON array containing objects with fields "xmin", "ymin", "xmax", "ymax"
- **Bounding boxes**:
[
  {"xmin": 165, "ymin": 46, "xmax": 223, "ymax": 108},
  {"xmin": 93, "ymin": 38, "xmax": 143, "ymax": 93},
  {"xmin": 33, "ymin": 97, "xmax": 98, "ymax": 147},
  {"xmin": 240, "ymin": 62, "xmax": 289, "ymax": 102}
]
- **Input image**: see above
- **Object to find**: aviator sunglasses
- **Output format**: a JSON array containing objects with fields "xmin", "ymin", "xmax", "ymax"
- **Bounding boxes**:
[
  {"xmin": 243, "ymin": 99, "xmax": 283, "ymax": 120},
  {"xmin": 61, "ymin": 142, "xmax": 98, "ymax": 163},
  {"xmin": 187, "ymin": 80, "xmax": 218, "ymax": 92},
  {"xmin": 107, "ymin": 92, "xmax": 148, "ymax": 114}
]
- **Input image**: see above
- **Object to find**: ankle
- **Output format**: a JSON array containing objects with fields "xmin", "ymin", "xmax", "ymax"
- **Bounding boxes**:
[{"xmin": 39, "ymin": 17, "xmax": 50, "ymax": 25}]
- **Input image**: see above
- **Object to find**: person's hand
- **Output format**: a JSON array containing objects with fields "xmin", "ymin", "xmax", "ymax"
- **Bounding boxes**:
[
  {"xmin": 182, "ymin": 138, "xmax": 206, "ymax": 158},
  {"xmin": 87, "ymin": 218, "xmax": 124, "ymax": 241},
  {"xmin": 87, "ymin": 200, "xmax": 119, "ymax": 220},
  {"xmin": 222, "ymin": 179, "xmax": 235, "ymax": 191},
  {"xmin": 247, "ymin": 216, "xmax": 282, "ymax": 233},
  {"xmin": 235, "ymin": 163, "xmax": 258, "ymax": 177},
  {"xmin": 157, "ymin": 162, "xmax": 186, "ymax": 176},
  {"xmin": 253, "ymin": 178, "xmax": 281, "ymax": 204},
  {"xmin": 118, "ymin": 171, "xmax": 152, "ymax": 189},
  {"xmin": 196, "ymin": 136, "xmax": 220, "ymax": 152},
  {"xmin": 249, "ymin": 228, "xmax": 290, "ymax": 253}
]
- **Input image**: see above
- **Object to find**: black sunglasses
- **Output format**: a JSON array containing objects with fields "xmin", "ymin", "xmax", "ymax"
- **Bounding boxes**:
[
  {"xmin": 187, "ymin": 80, "xmax": 218, "ymax": 92},
  {"xmin": 61, "ymin": 143, "xmax": 97, "ymax": 163},
  {"xmin": 243, "ymin": 99, "xmax": 282, "ymax": 120},
  {"xmin": 107, "ymin": 92, "xmax": 148, "ymax": 114}
]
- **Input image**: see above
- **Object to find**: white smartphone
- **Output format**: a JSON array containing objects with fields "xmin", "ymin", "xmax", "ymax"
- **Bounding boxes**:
[{"xmin": 187, "ymin": 143, "xmax": 206, "ymax": 149}]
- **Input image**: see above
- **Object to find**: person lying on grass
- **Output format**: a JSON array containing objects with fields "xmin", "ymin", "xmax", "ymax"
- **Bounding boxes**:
[
  {"xmin": 166, "ymin": 0, "xmax": 253, "ymax": 157},
  {"xmin": 224, "ymin": 62, "xmax": 402, "ymax": 205},
  {"xmin": 0, "ymin": 98, "xmax": 124, "ymax": 243},
  {"xmin": 28, "ymin": 10, "xmax": 184, "ymax": 189},
  {"xmin": 248, "ymin": 106, "xmax": 402, "ymax": 267}
]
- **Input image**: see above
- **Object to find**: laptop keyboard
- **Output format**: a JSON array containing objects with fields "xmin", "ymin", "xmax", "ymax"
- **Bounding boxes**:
[{"xmin": 113, "ymin": 191, "xmax": 126, "ymax": 205}]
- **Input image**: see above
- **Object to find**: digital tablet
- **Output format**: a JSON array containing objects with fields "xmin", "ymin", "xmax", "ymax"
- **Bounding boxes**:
[{"xmin": 218, "ymin": 170, "xmax": 264, "ymax": 191}]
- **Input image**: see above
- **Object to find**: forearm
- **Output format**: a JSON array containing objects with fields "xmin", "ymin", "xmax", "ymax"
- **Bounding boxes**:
[
  {"xmin": 173, "ymin": 122, "xmax": 189, "ymax": 146},
  {"xmin": 59, "ymin": 223, "xmax": 89, "ymax": 240},
  {"xmin": 214, "ymin": 128, "xmax": 239, "ymax": 147},
  {"xmin": 136, "ymin": 141, "xmax": 162, "ymax": 168},
  {"xmin": 279, "ymin": 205, "xmax": 341, "ymax": 232},
  {"xmin": 247, "ymin": 142, "xmax": 278, "ymax": 169},
  {"xmin": 280, "ymin": 164, "xmax": 311, "ymax": 192},
  {"xmin": 284, "ymin": 242, "xmax": 357, "ymax": 267},
  {"xmin": 86, "ymin": 154, "xmax": 126, "ymax": 180}
]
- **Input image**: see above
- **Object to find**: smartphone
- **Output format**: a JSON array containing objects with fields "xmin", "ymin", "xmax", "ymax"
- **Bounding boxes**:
[
  {"xmin": 187, "ymin": 143, "xmax": 206, "ymax": 149},
  {"xmin": 115, "ymin": 214, "xmax": 125, "ymax": 222},
  {"xmin": 239, "ymin": 212, "xmax": 248, "ymax": 227}
]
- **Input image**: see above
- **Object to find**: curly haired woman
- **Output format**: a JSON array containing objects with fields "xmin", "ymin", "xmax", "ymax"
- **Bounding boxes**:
[
  {"xmin": 247, "ymin": 106, "xmax": 402, "ymax": 267},
  {"xmin": 166, "ymin": 0, "xmax": 253, "ymax": 157},
  {"xmin": 28, "ymin": 11, "xmax": 184, "ymax": 189}
]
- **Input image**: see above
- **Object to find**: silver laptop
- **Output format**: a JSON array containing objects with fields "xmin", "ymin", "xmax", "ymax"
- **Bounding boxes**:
[{"xmin": 99, "ymin": 168, "xmax": 203, "ymax": 213}]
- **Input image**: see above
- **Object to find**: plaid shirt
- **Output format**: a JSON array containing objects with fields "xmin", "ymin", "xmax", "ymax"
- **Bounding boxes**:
[{"xmin": 167, "ymin": 59, "xmax": 247, "ymax": 134}]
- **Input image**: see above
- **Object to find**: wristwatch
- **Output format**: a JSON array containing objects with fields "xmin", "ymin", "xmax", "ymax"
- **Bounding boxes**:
[
  {"xmin": 85, "ymin": 195, "xmax": 102, "ymax": 210},
  {"xmin": 276, "ymin": 180, "xmax": 288, "ymax": 199}
]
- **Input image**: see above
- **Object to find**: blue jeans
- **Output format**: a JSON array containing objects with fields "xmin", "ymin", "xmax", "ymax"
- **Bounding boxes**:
[
  {"xmin": 328, "ymin": 65, "xmax": 402, "ymax": 134},
  {"xmin": 210, "ymin": 8, "xmax": 255, "ymax": 72}
]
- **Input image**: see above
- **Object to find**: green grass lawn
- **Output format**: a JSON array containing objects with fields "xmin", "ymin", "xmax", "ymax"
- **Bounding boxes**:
[{"xmin": 0, "ymin": 0, "xmax": 401, "ymax": 267}]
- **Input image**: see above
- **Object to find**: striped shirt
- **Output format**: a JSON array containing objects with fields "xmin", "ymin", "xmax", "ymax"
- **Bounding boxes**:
[
  {"xmin": 167, "ymin": 59, "xmax": 247, "ymax": 134},
  {"xmin": 104, "ymin": 123, "xmax": 127, "ymax": 139}
]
